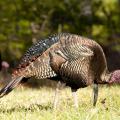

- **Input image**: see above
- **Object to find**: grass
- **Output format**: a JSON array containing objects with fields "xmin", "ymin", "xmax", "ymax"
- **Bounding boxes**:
[{"xmin": 0, "ymin": 85, "xmax": 119, "ymax": 120}]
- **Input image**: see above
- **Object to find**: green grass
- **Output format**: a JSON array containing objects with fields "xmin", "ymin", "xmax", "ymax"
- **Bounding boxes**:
[{"xmin": 0, "ymin": 85, "xmax": 119, "ymax": 120}]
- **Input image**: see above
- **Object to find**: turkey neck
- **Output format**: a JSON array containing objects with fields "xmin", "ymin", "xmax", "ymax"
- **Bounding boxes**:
[{"xmin": 90, "ymin": 41, "xmax": 111, "ymax": 84}]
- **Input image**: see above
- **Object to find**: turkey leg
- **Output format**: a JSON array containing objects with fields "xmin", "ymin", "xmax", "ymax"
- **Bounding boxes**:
[
  {"xmin": 53, "ymin": 81, "xmax": 65, "ymax": 109},
  {"xmin": 93, "ymin": 83, "xmax": 98, "ymax": 106},
  {"xmin": 71, "ymin": 89, "xmax": 78, "ymax": 108}
]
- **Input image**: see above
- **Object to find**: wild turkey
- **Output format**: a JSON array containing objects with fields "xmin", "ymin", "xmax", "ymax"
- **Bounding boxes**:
[{"xmin": 0, "ymin": 33, "xmax": 120, "ymax": 108}]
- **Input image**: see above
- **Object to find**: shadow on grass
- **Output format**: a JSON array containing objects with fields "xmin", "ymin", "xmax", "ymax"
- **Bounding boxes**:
[{"xmin": 0, "ymin": 103, "xmax": 52, "ymax": 113}]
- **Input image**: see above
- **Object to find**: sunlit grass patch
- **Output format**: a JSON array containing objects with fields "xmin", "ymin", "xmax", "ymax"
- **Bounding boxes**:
[{"xmin": 0, "ymin": 85, "xmax": 119, "ymax": 120}]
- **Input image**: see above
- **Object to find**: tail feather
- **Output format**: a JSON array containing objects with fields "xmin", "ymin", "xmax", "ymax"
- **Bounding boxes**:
[{"xmin": 0, "ymin": 76, "xmax": 23, "ymax": 98}]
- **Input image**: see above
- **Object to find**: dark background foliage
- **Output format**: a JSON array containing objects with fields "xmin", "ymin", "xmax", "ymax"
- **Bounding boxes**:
[{"xmin": 0, "ymin": 0, "xmax": 120, "ymax": 76}]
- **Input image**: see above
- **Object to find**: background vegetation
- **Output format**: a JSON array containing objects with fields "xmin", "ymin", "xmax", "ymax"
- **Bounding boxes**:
[{"xmin": 0, "ymin": 0, "xmax": 120, "ymax": 70}]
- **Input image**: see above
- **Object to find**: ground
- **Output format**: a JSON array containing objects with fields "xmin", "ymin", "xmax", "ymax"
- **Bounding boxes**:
[{"xmin": 0, "ymin": 85, "xmax": 119, "ymax": 120}]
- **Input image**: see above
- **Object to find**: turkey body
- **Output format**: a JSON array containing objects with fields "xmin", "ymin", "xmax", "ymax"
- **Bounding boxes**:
[
  {"xmin": 59, "ymin": 58, "xmax": 94, "ymax": 89},
  {"xmin": 0, "ymin": 33, "xmax": 111, "ymax": 107},
  {"xmin": 16, "ymin": 33, "xmax": 106, "ymax": 89}
]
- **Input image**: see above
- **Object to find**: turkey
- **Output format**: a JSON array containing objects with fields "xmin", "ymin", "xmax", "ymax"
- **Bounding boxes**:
[{"xmin": 0, "ymin": 33, "xmax": 120, "ymax": 108}]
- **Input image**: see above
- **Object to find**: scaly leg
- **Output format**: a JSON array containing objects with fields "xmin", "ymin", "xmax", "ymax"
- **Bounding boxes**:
[
  {"xmin": 71, "ymin": 89, "xmax": 78, "ymax": 108},
  {"xmin": 93, "ymin": 83, "xmax": 98, "ymax": 106},
  {"xmin": 53, "ymin": 81, "xmax": 65, "ymax": 109}
]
